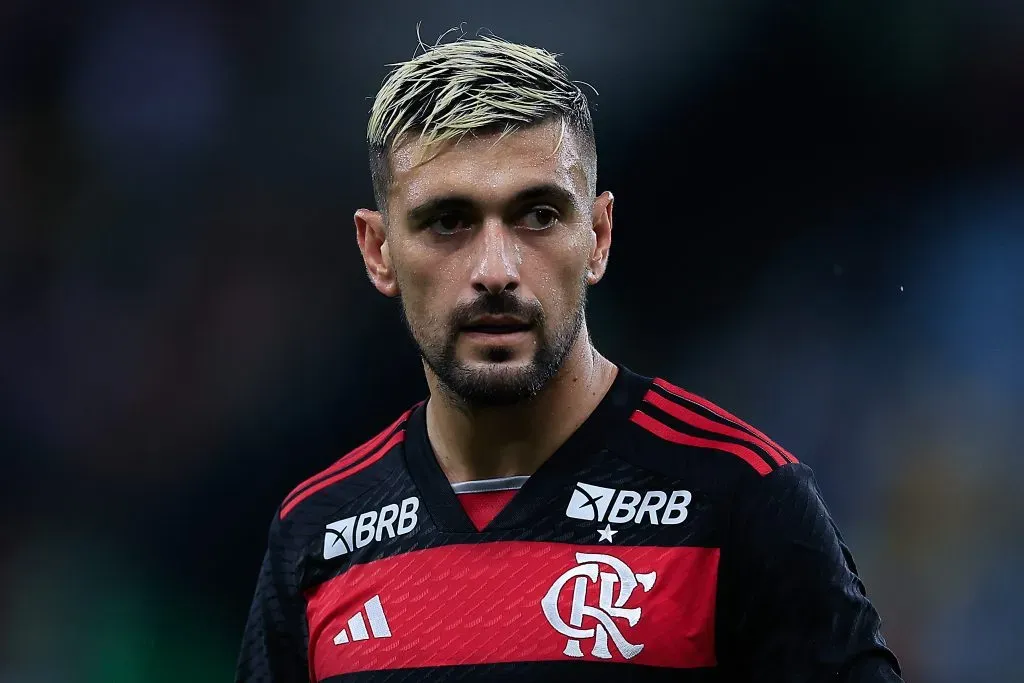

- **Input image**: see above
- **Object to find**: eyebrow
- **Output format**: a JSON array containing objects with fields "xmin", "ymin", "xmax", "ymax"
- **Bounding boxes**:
[{"xmin": 405, "ymin": 183, "xmax": 578, "ymax": 225}]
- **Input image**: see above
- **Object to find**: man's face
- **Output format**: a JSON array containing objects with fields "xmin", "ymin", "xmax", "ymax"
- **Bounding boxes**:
[{"xmin": 375, "ymin": 121, "xmax": 604, "ymax": 406}]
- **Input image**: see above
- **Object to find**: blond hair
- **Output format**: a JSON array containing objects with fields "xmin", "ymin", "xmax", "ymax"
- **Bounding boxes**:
[{"xmin": 367, "ymin": 31, "xmax": 596, "ymax": 211}]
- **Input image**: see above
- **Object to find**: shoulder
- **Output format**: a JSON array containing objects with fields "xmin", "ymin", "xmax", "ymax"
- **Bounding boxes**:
[
  {"xmin": 275, "ymin": 403, "xmax": 420, "ymax": 526},
  {"xmin": 618, "ymin": 372, "xmax": 798, "ymax": 487}
]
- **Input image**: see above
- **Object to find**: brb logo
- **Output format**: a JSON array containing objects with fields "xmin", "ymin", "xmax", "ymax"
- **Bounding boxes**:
[
  {"xmin": 323, "ymin": 497, "xmax": 419, "ymax": 559},
  {"xmin": 541, "ymin": 552, "xmax": 656, "ymax": 660},
  {"xmin": 566, "ymin": 482, "xmax": 691, "ymax": 525}
]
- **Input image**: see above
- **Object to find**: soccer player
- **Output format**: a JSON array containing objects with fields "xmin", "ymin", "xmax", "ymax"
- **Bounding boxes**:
[{"xmin": 237, "ymin": 35, "xmax": 903, "ymax": 682}]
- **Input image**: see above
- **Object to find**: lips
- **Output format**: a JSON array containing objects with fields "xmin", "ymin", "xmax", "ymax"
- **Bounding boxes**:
[
  {"xmin": 464, "ymin": 324, "xmax": 531, "ymax": 333},
  {"xmin": 461, "ymin": 316, "xmax": 532, "ymax": 334}
]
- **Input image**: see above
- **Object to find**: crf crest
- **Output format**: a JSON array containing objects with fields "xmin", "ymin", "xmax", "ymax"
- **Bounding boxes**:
[{"xmin": 541, "ymin": 552, "xmax": 656, "ymax": 660}]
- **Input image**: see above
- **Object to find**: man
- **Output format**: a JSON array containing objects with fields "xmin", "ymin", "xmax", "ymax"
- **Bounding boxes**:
[{"xmin": 237, "ymin": 35, "xmax": 902, "ymax": 682}]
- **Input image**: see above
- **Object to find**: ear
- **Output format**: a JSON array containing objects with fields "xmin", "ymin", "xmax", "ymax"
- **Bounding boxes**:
[
  {"xmin": 354, "ymin": 208, "xmax": 400, "ymax": 297},
  {"xmin": 586, "ymin": 191, "xmax": 614, "ymax": 285}
]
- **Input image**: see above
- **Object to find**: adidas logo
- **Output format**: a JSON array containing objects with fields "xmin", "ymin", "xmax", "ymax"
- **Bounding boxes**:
[{"xmin": 333, "ymin": 595, "xmax": 392, "ymax": 645}]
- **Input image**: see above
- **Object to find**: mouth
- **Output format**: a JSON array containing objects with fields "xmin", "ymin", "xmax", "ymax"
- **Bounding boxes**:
[{"xmin": 461, "ymin": 316, "xmax": 533, "ymax": 336}]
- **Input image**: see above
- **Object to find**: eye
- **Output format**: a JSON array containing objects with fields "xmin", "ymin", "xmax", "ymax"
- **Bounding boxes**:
[
  {"xmin": 520, "ymin": 207, "xmax": 560, "ymax": 231},
  {"xmin": 424, "ymin": 213, "xmax": 470, "ymax": 235}
]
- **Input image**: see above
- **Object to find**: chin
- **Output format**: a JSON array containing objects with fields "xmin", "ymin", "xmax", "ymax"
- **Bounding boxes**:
[
  {"xmin": 465, "ymin": 347, "xmax": 530, "ymax": 365},
  {"xmin": 458, "ymin": 357, "xmax": 535, "ymax": 381},
  {"xmin": 444, "ymin": 359, "xmax": 550, "ymax": 406}
]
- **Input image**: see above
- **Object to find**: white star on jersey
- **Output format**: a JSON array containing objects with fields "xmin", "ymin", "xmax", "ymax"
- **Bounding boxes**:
[{"xmin": 598, "ymin": 523, "xmax": 617, "ymax": 543}]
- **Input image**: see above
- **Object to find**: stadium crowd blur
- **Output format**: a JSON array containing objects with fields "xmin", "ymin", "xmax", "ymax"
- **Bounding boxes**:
[{"xmin": 1, "ymin": 2, "xmax": 1022, "ymax": 681}]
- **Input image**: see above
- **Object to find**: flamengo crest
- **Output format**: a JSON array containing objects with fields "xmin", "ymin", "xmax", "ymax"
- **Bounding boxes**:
[{"xmin": 541, "ymin": 552, "xmax": 656, "ymax": 660}]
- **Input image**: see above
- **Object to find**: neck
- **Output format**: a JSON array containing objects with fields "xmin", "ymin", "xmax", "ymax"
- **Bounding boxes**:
[{"xmin": 423, "ymin": 327, "xmax": 618, "ymax": 484}]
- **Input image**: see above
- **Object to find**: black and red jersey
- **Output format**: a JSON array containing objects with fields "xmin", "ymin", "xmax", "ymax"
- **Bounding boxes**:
[{"xmin": 236, "ymin": 365, "xmax": 902, "ymax": 682}]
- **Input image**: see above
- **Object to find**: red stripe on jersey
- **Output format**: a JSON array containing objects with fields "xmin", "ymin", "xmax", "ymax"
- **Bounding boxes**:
[
  {"xmin": 279, "ymin": 430, "xmax": 406, "ymax": 519},
  {"xmin": 643, "ymin": 390, "xmax": 787, "ymax": 467},
  {"xmin": 281, "ymin": 407, "xmax": 415, "ymax": 514},
  {"xmin": 631, "ymin": 410, "xmax": 773, "ymax": 476},
  {"xmin": 306, "ymin": 542, "xmax": 719, "ymax": 676},
  {"xmin": 652, "ymin": 378, "xmax": 797, "ymax": 464}
]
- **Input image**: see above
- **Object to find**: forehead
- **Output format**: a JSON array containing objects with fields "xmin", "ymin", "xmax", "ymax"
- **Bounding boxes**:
[{"xmin": 388, "ymin": 121, "xmax": 590, "ymax": 211}]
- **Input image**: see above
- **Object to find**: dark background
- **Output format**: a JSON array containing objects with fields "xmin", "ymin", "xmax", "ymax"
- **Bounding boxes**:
[{"xmin": 2, "ymin": 1, "xmax": 1022, "ymax": 681}]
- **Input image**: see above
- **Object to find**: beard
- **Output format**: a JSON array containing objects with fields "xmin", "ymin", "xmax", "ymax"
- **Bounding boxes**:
[{"xmin": 401, "ymin": 285, "xmax": 587, "ymax": 408}]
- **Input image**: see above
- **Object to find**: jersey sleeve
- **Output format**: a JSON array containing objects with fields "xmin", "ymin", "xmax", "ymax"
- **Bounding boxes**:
[
  {"xmin": 235, "ymin": 510, "xmax": 310, "ymax": 683},
  {"xmin": 719, "ymin": 463, "xmax": 903, "ymax": 682}
]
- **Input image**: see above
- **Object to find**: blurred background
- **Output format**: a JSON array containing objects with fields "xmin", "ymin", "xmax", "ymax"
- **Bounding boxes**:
[{"xmin": 1, "ymin": 0, "xmax": 1022, "ymax": 681}]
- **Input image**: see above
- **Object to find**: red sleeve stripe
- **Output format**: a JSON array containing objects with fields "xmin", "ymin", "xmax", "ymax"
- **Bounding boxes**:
[
  {"xmin": 652, "ymin": 378, "xmax": 797, "ymax": 464},
  {"xmin": 643, "ymin": 389, "xmax": 788, "ymax": 467},
  {"xmin": 280, "ymin": 429, "xmax": 406, "ymax": 519},
  {"xmin": 630, "ymin": 410, "xmax": 773, "ymax": 475},
  {"xmin": 281, "ymin": 406, "xmax": 416, "ymax": 511}
]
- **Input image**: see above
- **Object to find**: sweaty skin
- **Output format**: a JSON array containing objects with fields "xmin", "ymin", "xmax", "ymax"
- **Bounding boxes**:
[{"xmin": 355, "ymin": 120, "xmax": 617, "ymax": 483}]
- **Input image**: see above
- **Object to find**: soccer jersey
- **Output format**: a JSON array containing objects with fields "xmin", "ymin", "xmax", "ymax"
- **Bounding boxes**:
[{"xmin": 236, "ymin": 365, "xmax": 902, "ymax": 682}]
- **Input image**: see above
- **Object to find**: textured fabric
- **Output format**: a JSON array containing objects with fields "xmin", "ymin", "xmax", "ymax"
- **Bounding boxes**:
[
  {"xmin": 235, "ymin": 513, "xmax": 311, "ymax": 683},
  {"xmin": 307, "ymin": 542, "xmax": 718, "ymax": 676},
  {"xmin": 235, "ymin": 365, "xmax": 902, "ymax": 682},
  {"xmin": 455, "ymin": 489, "xmax": 519, "ymax": 530}
]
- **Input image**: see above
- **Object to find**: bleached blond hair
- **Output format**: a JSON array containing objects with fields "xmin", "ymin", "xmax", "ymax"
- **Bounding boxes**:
[{"xmin": 367, "ymin": 32, "xmax": 597, "ymax": 212}]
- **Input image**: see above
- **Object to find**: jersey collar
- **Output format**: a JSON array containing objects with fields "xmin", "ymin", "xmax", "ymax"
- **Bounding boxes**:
[{"xmin": 402, "ymin": 364, "xmax": 652, "ymax": 533}]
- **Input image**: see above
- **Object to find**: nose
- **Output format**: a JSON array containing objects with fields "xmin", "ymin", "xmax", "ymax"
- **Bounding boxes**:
[{"xmin": 470, "ymin": 219, "xmax": 520, "ymax": 295}]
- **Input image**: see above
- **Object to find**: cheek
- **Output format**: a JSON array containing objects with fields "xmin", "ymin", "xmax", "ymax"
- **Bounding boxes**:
[
  {"xmin": 395, "ymin": 251, "xmax": 456, "ymax": 323},
  {"xmin": 556, "ymin": 226, "xmax": 593, "ymax": 280},
  {"xmin": 529, "ymin": 238, "xmax": 589, "ymax": 313}
]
